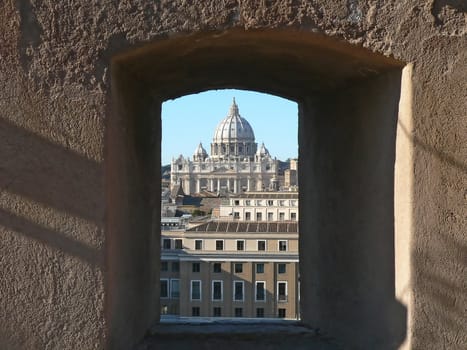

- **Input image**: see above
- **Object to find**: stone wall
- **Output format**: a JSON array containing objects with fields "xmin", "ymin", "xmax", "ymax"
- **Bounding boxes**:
[{"xmin": 0, "ymin": 1, "xmax": 465, "ymax": 349}]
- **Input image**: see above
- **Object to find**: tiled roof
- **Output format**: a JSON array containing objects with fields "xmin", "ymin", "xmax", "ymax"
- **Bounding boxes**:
[
  {"xmin": 187, "ymin": 221, "xmax": 299, "ymax": 233},
  {"xmin": 230, "ymin": 192, "xmax": 298, "ymax": 199}
]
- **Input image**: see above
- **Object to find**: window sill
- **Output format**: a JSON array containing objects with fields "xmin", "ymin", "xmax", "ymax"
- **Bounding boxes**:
[{"xmin": 137, "ymin": 319, "xmax": 339, "ymax": 349}]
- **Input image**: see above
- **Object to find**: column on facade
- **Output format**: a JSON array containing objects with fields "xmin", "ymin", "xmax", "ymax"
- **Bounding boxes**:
[
  {"xmin": 196, "ymin": 178, "xmax": 201, "ymax": 193},
  {"xmin": 217, "ymin": 178, "xmax": 220, "ymax": 193},
  {"xmin": 256, "ymin": 178, "xmax": 262, "ymax": 191},
  {"xmin": 247, "ymin": 177, "xmax": 251, "ymax": 191},
  {"xmin": 233, "ymin": 178, "xmax": 238, "ymax": 193},
  {"xmin": 184, "ymin": 178, "xmax": 191, "ymax": 195},
  {"xmin": 227, "ymin": 178, "xmax": 231, "ymax": 192},
  {"xmin": 209, "ymin": 178, "xmax": 214, "ymax": 192}
]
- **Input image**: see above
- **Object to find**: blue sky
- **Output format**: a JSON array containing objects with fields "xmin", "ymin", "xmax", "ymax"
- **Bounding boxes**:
[{"xmin": 161, "ymin": 89, "xmax": 298, "ymax": 165}]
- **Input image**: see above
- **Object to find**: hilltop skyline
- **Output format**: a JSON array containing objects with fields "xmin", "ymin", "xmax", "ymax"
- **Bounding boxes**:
[{"xmin": 161, "ymin": 89, "xmax": 298, "ymax": 165}]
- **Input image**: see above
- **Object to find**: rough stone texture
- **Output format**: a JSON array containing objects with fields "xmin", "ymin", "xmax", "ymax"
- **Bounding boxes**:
[
  {"xmin": 0, "ymin": 1, "xmax": 465, "ymax": 350},
  {"xmin": 300, "ymin": 69, "xmax": 408, "ymax": 349},
  {"xmin": 137, "ymin": 322, "xmax": 342, "ymax": 350}
]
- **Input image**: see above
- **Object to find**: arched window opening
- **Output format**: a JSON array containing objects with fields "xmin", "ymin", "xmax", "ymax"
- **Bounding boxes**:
[{"xmin": 161, "ymin": 89, "xmax": 299, "ymax": 320}]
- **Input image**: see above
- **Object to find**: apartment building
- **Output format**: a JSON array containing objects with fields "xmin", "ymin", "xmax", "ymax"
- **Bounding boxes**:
[
  {"xmin": 160, "ymin": 220, "xmax": 299, "ymax": 319},
  {"xmin": 218, "ymin": 191, "xmax": 298, "ymax": 222}
]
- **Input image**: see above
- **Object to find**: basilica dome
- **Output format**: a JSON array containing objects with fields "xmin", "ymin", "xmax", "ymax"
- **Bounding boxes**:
[
  {"xmin": 212, "ymin": 98, "xmax": 255, "ymax": 143},
  {"xmin": 172, "ymin": 98, "xmax": 277, "ymax": 195},
  {"xmin": 210, "ymin": 98, "xmax": 258, "ymax": 160}
]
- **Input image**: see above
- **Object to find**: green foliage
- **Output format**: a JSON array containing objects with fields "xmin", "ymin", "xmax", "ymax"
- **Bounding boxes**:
[{"xmin": 192, "ymin": 209, "xmax": 206, "ymax": 217}]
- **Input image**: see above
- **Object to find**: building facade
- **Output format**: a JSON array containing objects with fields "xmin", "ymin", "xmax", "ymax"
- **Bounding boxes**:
[
  {"xmin": 218, "ymin": 191, "xmax": 299, "ymax": 222},
  {"xmin": 160, "ymin": 221, "xmax": 299, "ymax": 318},
  {"xmin": 170, "ymin": 99, "xmax": 279, "ymax": 195}
]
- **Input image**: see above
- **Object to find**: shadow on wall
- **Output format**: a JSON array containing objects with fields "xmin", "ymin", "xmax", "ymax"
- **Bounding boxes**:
[
  {"xmin": 0, "ymin": 118, "xmax": 104, "ymax": 348},
  {"xmin": 398, "ymin": 120, "xmax": 467, "ymax": 175},
  {"xmin": 298, "ymin": 70, "xmax": 410, "ymax": 349},
  {"xmin": 431, "ymin": 0, "xmax": 467, "ymax": 26},
  {"xmin": 0, "ymin": 118, "xmax": 104, "ymax": 262},
  {"xmin": 412, "ymin": 228, "xmax": 467, "ymax": 347}
]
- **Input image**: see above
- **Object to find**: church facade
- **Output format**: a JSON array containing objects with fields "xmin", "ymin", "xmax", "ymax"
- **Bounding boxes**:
[{"xmin": 171, "ymin": 99, "xmax": 278, "ymax": 195}]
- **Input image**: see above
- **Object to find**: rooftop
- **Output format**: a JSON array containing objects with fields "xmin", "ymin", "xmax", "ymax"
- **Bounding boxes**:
[
  {"xmin": 187, "ymin": 221, "xmax": 298, "ymax": 233},
  {"xmin": 230, "ymin": 192, "xmax": 298, "ymax": 199}
]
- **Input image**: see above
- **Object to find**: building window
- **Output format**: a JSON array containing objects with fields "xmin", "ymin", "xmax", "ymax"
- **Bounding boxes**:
[
  {"xmin": 170, "ymin": 279, "xmax": 179, "ymax": 299},
  {"xmin": 233, "ymin": 211, "xmax": 240, "ymax": 219},
  {"xmin": 192, "ymin": 307, "xmax": 200, "ymax": 317},
  {"xmin": 245, "ymin": 200, "xmax": 250, "ymax": 206},
  {"xmin": 160, "ymin": 279, "xmax": 169, "ymax": 298},
  {"xmin": 161, "ymin": 261, "xmax": 168, "ymax": 272},
  {"xmin": 255, "ymin": 200, "xmax": 262, "ymax": 206},
  {"xmin": 245, "ymin": 212, "xmax": 251, "ymax": 220},
  {"xmin": 267, "ymin": 200, "xmax": 274, "ymax": 206},
  {"xmin": 267, "ymin": 212, "xmax": 274, "ymax": 221},
  {"xmin": 278, "ymin": 309, "xmax": 286, "ymax": 318},
  {"xmin": 279, "ymin": 212, "xmax": 285, "ymax": 221},
  {"xmin": 257, "ymin": 240, "xmax": 266, "ymax": 251},
  {"xmin": 236, "ymin": 240, "xmax": 245, "ymax": 251},
  {"xmin": 233, "ymin": 281, "xmax": 244, "ymax": 301},
  {"xmin": 213, "ymin": 307, "xmax": 222, "ymax": 317},
  {"xmin": 163, "ymin": 239, "xmax": 171, "ymax": 249},
  {"xmin": 256, "ymin": 308, "xmax": 265, "ymax": 318},
  {"xmin": 278, "ymin": 282, "xmax": 287, "ymax": 302},
  {"xmin": 278, "ymin": 200, "xmax": 285, "ymax": 206},
  {"xmin": 278, "ymin": 263, "xmax": 286, "ymax": 274},
  {"xmin": 212, "ymin": 281, "xmax": 223, "ymax": 301},
  {"xmin": 255, "ymin": 281, "xmax": 266, "ymax": 301},
  {"xmin": 278, "ymin": 240, "xmax": 287, "ymax": 251},
  {"xmin": 291, "ymin": 212, "xmax": 297, "ymax": 221},
  {"xmin": 216, "ymin": 240, "xmax": 224, "ymax": 250},
  {"xmin": 213, "ymin": 263, "xmax": 222, "ymax": 273},
  {"xmin": 192, "ymin": 262, "xmax": 200, "ymax": 273},
  {"xmin": 256, "ymin": 263, "xmax": 264, "ymax": 274},
  {"xmin": 235, "ymin": 308, "xmax": 243, "ymax": 317},
  {"xmin": 174, "ymin": 239, "xmax": 183, "ymax": 249},
  {"xmin": 172, "ymin": 262, "xmax": 180, "ymax": 272},
  {"xmin": 195, "ymin": 239, "xmax": 203, "ymax": 250},
  {"xmin": 234, "ymin": 200, "xmax": 240, "ymax": 206},
  {"xmin": 191, "ymin": 280, "xmax": 201, "ymax": 301},
  {"xmin": 256, "ymin": 212, "xmax": 262, "ymax": 221},
  {"xmin": 234, "ymin": 263, "xmax": 243, "ymax": 273}
]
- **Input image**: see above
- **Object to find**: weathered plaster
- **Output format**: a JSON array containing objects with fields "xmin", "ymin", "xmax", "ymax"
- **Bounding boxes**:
[{"xmin": 0, "ymin": 1, "xmax": 465, "ymax": 349}]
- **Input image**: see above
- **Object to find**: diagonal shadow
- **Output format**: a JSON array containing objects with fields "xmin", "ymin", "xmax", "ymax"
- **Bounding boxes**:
[
  {"xmin": 1, "ymin": 111, "xmax": 105, "ymax": 349},
  {"xmin": 0, "ymin": 118, "xmax": 103, "ymax": 223},
  {"xmin": 398, "ymin": 120, "xmax": 467, "ymax": 174},
  {"xmin": 1, "ymin": 117, "xmax": 104, "ymax": 265},
  {"xmin": 0, "ymin": 208, "xmax": 102, "ymax": 267}
]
